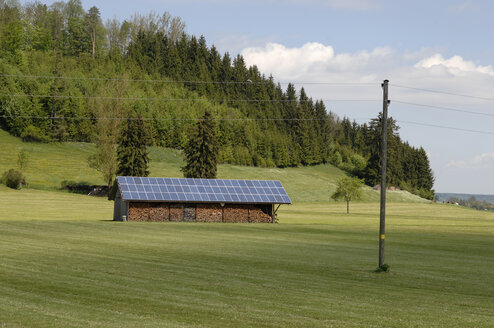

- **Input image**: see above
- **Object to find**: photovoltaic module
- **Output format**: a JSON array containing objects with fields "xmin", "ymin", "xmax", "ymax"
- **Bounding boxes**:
[{"xmin": 116, "ymin": 176, "xmax": 292, "ymax": 204}]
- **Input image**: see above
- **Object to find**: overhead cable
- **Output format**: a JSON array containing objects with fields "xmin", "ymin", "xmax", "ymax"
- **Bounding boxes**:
[
  {"xmin": 0, "ymin": 93, "xmax": 380, "ymax": 103},
  {"xmin": 397, "ymin": 120, "xmax": 494, "ymax": 135},
  {"xmin": 392, "ymin": 84, "xmax": 494, "ymax": 102},
  {"xmin": 0, "ymin": 73, "xmax": 378, "ymax": 86},
  {"xmin": 392, "ymin": 100, "xmax": 494, "ymax": 118}
]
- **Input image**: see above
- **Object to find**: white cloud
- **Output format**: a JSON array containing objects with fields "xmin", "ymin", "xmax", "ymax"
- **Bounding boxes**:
[
  {"xmin": 447, "ymin": 151, "xmax": 494, "ymax": 169},
  {"xmin": 473, "ymin": 151, "xmax": 494, "ymax": 165},
  {"xmin": 241, "ymin": 42, "xmax": 392, "ymax": 82},
  {"xmin": 414, "ymin": 54, "xmax": 494, "ymax": 77}
]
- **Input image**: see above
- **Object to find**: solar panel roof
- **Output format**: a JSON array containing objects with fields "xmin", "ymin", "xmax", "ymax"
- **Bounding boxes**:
[{"xmin": 116, "ymin": 176, "xmax": 291, "ymax": 204}]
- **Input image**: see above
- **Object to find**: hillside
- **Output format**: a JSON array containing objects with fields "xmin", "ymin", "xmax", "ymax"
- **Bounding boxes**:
[
  {"xmin": 0, "ymin": 128, "xmax": 426, "ymax": 203},
  {"xmin": 0, "ymin": 1, "xmax": 434, "ymax": 199}
]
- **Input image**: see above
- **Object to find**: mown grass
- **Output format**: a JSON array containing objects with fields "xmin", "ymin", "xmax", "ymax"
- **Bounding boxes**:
[
  {"xmin": 0, "ymin": 129, "xmax": 425, "ymax": 203},
  {"xmin": 0, "ymin": 186, "xmax": 493, "ymax": 327}
]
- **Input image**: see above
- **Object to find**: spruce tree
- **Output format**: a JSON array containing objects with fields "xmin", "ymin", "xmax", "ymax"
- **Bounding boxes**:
[
  {"xmin": 116, "ymin": 115, "xmax": 150, "ymax": 177},
  {"xmin": 181, "ymin": 110, "xmax": 219, "ymax": 179}
]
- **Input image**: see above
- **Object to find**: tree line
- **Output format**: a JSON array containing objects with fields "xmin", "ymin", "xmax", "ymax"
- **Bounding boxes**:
[
  {"xmin": 446, "ymin": 196, "xmax": 494, "ymax": 211},
  {"xmin": 0, "ymin": 0, "xmax": 434, "ymax": 199}
]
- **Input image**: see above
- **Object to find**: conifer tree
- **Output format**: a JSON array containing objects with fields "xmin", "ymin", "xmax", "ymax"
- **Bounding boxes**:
[
  {"xmin": 181, "ymin": 110, "xmax": 219, "ymax": 179},
  {"xmin": 116, "ymin": 115, "xmax": 150, "ymax": 177}
]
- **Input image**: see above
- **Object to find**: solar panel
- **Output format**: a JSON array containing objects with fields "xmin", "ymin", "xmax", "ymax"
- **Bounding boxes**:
[{"xmin": 117, "ymin": 176, "xmax": 292, "ymax": 204}]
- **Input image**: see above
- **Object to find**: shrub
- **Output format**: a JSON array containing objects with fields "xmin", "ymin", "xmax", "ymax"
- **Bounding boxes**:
[
  {"xmin": 21, "ymin": 125, "xmax": 50, "ymax": 143},
  {"xmin": 374, "ymin": 263, "xmax": 390, "ymax": 273},
  {"xmin": 1, "ymin": 169, "xmax": 26, "ymax": 189},
  {"xmin": 17, "ymin": 149, "xmax": 29, "ymax": 170},
  {"xmin": 350, "ymin": 154, "xmax": 367, "ymax": 175},
  {"xmin": 329, "ymin": 151, "xmax": 342, "ymax": 167},
  {"xmin": 60, "ymin": 180, "xmax": 92, "ymax": 193}
]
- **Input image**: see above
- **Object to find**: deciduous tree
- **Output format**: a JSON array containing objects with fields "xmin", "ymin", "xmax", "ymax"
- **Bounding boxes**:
[{"xmin": 331, "ymin": 176, "xmax": 364, "ymax": 214}]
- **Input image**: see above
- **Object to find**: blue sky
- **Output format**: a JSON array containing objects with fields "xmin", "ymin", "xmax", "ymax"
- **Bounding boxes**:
[{"xmin": 34, "ymin": 0, "xmax": 494, "ymax": 194}]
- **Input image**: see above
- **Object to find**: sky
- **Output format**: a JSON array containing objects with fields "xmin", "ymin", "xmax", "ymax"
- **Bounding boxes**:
[{"xmin": 33, "ymin": 0, "xmax": 494, "ymax": 194}]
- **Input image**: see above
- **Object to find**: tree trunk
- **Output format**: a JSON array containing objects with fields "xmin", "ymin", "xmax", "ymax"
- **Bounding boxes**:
[{"xmin": 347, "ymin": 199, "xmax": 349, "ymax": 214}]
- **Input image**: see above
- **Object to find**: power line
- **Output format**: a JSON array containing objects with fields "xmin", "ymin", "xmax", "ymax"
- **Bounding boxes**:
[
  {"xmin": 0, "ymin": 114, "xmax": 371, "ymax": 122},
  {"xmin": 397, "ymin": 120, "xmax": 494, "ymax": 135},
  {"xmin": 392, "ymin": 100, "xmax": 494, "ymax": 118},
  {"xmin": 2, "ymin": 113, "xmax": 492, "ymax": 135},
  {"xmin": 392, "ymin": 83, "xmax": 494, "ymax": 102},
  {"xmin": 0, "ymin": 73, "xmax": 378, "ymax": 86},
  {"xmin": 0, "ymin": 93, "xmax": 380, "ymax": 103}
]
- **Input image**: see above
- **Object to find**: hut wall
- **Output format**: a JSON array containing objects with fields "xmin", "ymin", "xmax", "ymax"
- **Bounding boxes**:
[
  {"xmin": 184, "ymin": 206, "xmax": 196, "ymax": 222},
  {"xmin": 196, "ymin": 204, "xmax": 223, "ymax": 222},
  {"xmin": 126, "ymin": 202, "xmax": 274, "ymax": 223},
  {"xmin": 113, "ymin": 193, "xmax": 129, "ymax": 221},
  {"xmin": 128, "ymin": 203, "xmax": 149, "ymax": 221},
  {"xmin": 249, "ymin": 205, "xmax": 273, "ymax": 223},
  {"xmin": 149, "ymin": 204, "xmax": 170, "ymax": 222},
  {"xmin": 224, "ymin": 205, "xmax": 249, "ymax": 223},
  {"xmin": 169, "ymin": 204, "xmax": 184, "ymax": 222}
]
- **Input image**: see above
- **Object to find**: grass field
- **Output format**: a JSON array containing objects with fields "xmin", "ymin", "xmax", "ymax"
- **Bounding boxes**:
[{"xmin": 1, "ymin": 186, "xmax": 493, "ymax": 327}]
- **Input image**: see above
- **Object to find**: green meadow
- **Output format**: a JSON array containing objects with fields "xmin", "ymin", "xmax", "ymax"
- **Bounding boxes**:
[{"xmin": 1, "ymin": 132, "xmax": 493, "ymax": 327}]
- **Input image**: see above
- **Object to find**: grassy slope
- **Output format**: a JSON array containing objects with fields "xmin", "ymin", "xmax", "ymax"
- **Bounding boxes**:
[
  {"xmin": 0, "ymin": 186, "xmax": 493, "ymax": 327},
  {"xmin": 0, "ymin": 129, "xmax": 425, "ymax": 203}
]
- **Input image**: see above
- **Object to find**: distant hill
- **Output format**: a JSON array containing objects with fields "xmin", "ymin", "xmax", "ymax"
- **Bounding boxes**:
[{"xmin": 436, "ymin": 193, "xmax": 494, "ymax": 204}]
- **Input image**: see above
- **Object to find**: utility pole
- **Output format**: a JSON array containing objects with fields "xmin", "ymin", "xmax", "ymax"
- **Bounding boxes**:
[{"xmin": 379, "ymin": 79, "xmax": 389, "ymax": 268}]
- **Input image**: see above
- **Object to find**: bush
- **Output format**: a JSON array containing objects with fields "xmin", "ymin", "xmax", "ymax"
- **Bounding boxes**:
[
  {"xmin": 338, "ymin": 162, "xmax": 355, "ymax": 173},
  {"xmin": 374, "ymin": 263, "xmax": 390, "ymax": 273},
  {"xmin": 350, "ymin": 154, "xmax": 367, "ymax": 175},
  {"xmin": 329, "ymin": 151, "xmax": 342, "ymax": 167},
  {"xmin": 60, "ymin": 180, "xmax": 92, "ymax": 193},
  {"xmin": 1, "ymin": 169, "xmax": 26, "ymax": 189},
  {"xmin": 21, "ymin": 125, "xmax": 50, "ymax": 143}
]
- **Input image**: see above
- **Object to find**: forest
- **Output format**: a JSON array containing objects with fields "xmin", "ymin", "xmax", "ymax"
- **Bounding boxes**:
[{"xmin": 0, "ymin": 0, "xmax": 434, "ymax": 199}]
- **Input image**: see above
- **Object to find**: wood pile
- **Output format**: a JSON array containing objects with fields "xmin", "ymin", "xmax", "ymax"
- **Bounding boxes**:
[
  {"xmin": 148, "ymin": 204, "xmax": 170, "ymax": 222},
  {"xmin": 128, "ymin": 202, "xmax": 149, "ymax": 222},
  {"xmin": 249, "ymin": 206, "xmax": 273, "ymax": 223},
  {"xmin": 169, "ymin": 204, "xmax": 184, "ymax": 222},
  {"xmin": 127, "ymin": 202, "xmax": 274, "ymax": 223},
  {"xmin": 224, "ymin": 205, "xmax": 249, "ymax": 223},
  {"xmin": 196, "ymin": 204, "xmax": 222, "ymax": 222}
]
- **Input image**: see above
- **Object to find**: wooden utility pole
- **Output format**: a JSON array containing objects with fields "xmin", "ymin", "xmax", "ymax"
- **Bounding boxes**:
[{"xmin": 379, "ymin": 79, "xmax": 389, "ymax": 268}]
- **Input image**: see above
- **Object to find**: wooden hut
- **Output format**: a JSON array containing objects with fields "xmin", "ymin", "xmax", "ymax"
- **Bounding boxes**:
[{"xmin": 113, "ymin": 176, "xmax": 291, "ymax": 223}]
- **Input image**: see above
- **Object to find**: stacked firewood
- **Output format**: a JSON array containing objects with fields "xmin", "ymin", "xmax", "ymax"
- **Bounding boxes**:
[
  {"xmin": 249, "ymin": 206, "xmax": 273, "ymax": 223},
  {"xmin": 169, "ymin": 204, "xmax": 184, "ymax": 221},
  {"xmin": 224, "ymin": 205, "xmax": 249, "ymax": 223},
  {"xmin": 127, "ymin": 202, "xmax": 273, "ymax": 223},
  {"xmin": 148, "ymin": 204, "xmax": 169, "ymax": 222},
  {"xmin": 128, "ymin": 203, "xmax": 150, "ymax": 221},
  {"xmin": 196, "ymin": 204, "xmax": 223, "ymax": 222}
]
